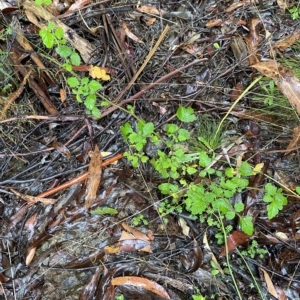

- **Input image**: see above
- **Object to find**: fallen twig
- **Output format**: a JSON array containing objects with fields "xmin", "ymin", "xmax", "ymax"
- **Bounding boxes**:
[{"xmin": 37, "ymin": 153, "xmax": 123, "ymax": 198}]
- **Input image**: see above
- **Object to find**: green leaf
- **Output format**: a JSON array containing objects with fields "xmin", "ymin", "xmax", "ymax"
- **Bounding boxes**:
[
  {"xmin": 234, "ymin": 202, "xmax": 244, "ymax": 213},
  {"xmin": 265, "ymin": 183, "xmax": 277, "ymax": 195},
  {"xmin": 84, "ymin": 94, "xmax": 96, "ymax": 110},
  {"xmin": 35, "ymin": 0, "xmax": 43, "ymax": 5},
  {"xmin": 178, "ymin": 128, "xmax": 190, "ymax": 141},
  {"xmin": 267, "ymin": 202, "xmax": 280, "ymax": 220},
  {"xmin": 199, "ymin": 151, "xmax": 211, "ymax": 167},
  {"xmin": 225, "ymin": 167, "xmax": 235, "ymax": 178},
  {"xmin": 88, "ymin": 80, "xmax": 102, "ymax": 92},
  {"xmin": 67, "ymin": 77, "xmax": 80, "ymax": 88},
  {"xmin": 54, "ymin": 27, "xmax": 64, "ymax": 39},
  {"xmin": 165, "ymin": 124, "xmax": 178, "ymax": 134},
  {"xmin": 91, "ymin": 107, "xmax": 101, "ymax": 119},
  {"xmin": 176, "ymin": 106, "xmax": 196, "ymax": 123},
  {"xmin": 55, "ymin": 45, "xmax": 73, "ymax": 58},
  {"xmin": 70, "ymin": 52, "xmax": 81, "ymax": 66},
  {"xmin": 63, "ymin": 63, "xmax": 72, "ymax": 72},
  {"xmin": 225, "ymin": 211, "xmax": 235, "ymax": 220},
  {"xmin": 44, "ymin": 0, "xmax": 52, "ymax": 5},
  {"xmin": 91, "ymin": 206, "xmax": 118, "ymax": 215},
  {"xmin": 120, "ymin": 122, "xmax": 133, "ymax": 138},
  {"xmin": 239, "ymin": 216, "xmax": 254, "ymax": 235},
  {"xmin": 47, "ymin": 22, "xmax": 55, "ymax": 31},
  {"xmin": 296, "ymin": 186, "xmax": 300, "ymax": 195},
  {"xmin": 142, "ymin": 122, "xmax": 154, "ymax": 136},
  {"xmin": 39, "ymin": 30, "xmax": 54, "ymax": 48},
  {"xmin": 81, "ymin": 77, "xmax": 89, "ymax": 85},
  {"xmin": 238, "ymin": 161, "xmax": 253, "ymax": 176}
]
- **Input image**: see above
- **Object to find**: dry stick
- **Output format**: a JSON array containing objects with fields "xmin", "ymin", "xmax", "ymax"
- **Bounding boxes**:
[
  {"xmin": 37, "ymin": 153, "xmax": 123, "ymax": 198},
  {"xmin": 112, "ymin": 24, "xmax": 170, "ymax": 104},
  {"xmin": 100, "ymin": 58, "xmax": 208, "ymax": 119}
]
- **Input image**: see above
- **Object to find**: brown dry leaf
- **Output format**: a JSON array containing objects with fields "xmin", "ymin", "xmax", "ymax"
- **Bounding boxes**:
[
  {"xmin": 57, "ymin": 0, "xmax": 91, "ymax": 18},
  {"xmin": 121, "ymin": 222, "xmax": 150, "ymax": 241},
  {"xmin": 49, "ymin": 141, "xmax": 71, "ymax": 159},
  {"xmin": 11, "ymin": 189, "xmax": 57, "ymax": 205},
  {"xmin": 253, "ymin": 60, "xmax": 300, "ymax": 114},
  {"xmin": 85, "ymin": 145, "xmax": 102, "ymax": 210},
  {"xmin": 260, "ymin": 268, "xmax": 278, "ymax": 298},
  {"xmin": 220, "ymin": 231, "xmax": 250, "ymax": 257},
  {"xmin": 146, "ymin": 17, "xmax": 156, "ymax": 26},
  {"xmin": 26, "ymin": 247, "xmax": 36, "ymax": 265},
  {"xmin": 136, "ymin": 5, "xmax": 165, "ymax": 15},
  {"xmin": 178, "ymin": 217, "xmax": 190, "ymax": 237},
  {"xmin": 25, "ymin": 212, "xmax": 38, "ymax": 240},
  {"xmin": 89, "ymin": 66, "xmax": 111, "ymax": 81},
  {"xmin": 111, "ymin": 276, "xmax": 171, "ymax": 299},
  {"xmin": 244, "ymin": 18, "xmax": 262, "ymax": 65},
  {"xmin": 273, "ymin": 31, "xmax": 300, "ymax": 51},
  {"xmin": 225, "ymin": 0, "xmax": 260, "ymax": 12},
  {"xmin": 285, "ymin": 125, "xmax": 300, "ymax": 155},
  {"xmin": 122, "ymin": 21, "xmax": 144, "ymax": 44},
  {"xmin": 206, "ymin": 19, "xmax": 224, "ymax": 27}
]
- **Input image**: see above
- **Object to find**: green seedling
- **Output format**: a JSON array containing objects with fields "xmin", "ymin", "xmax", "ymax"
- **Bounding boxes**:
[
  {"xmin": 241, "ymin": 240, "xmax": 267, "ymax": 259},
  {"xmin": 132, "ymin": 214, "xmax": 149, "ymax": 226},
  {"xmin": 263, "ymin": 183, "xmax": 288, "ymax": 219},
  {"xmin": 39, "ymin": 21, "xmax": 103, "ymax": 118},
  {"xmin": 289, "ymin": 5, "xmax": 300, "ymax": 20}
]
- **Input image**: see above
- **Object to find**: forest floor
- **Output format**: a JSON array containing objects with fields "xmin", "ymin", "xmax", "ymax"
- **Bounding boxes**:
[{"xmin": 1, "ymin": 0, "xmax": 300, "ymax": 299}]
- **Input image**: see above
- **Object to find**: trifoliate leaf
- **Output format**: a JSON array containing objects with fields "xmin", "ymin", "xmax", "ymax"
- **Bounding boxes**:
[
  {"xmin": 91, "ymin": 206, "xmax": 118, "ymax": 215},
  {"xmin": 176, "ymin": 106, "xmax": 196, "ymax": 123},
  {"xmin": 265, "ymin": 183, "xmax": 277, "ymax": 196}
]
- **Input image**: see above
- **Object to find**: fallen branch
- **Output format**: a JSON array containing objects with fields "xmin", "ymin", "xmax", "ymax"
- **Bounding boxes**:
[{"xmin": 37, "ymin": 153, "xmax": 123, "ymax": 198}]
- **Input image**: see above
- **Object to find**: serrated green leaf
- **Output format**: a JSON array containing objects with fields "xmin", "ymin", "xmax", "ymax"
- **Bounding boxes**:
[
  {"xmin": 234, "ymin": 202, "xmax": 244, "ymax": 213},
  {"xmin": 70, "ymin": 52, "xmax": 81, "ymax": 66},
  {"xmin": 165, "ymin": 124, "xmax": 178, "ymax": 134},
  {"xmin": 225, "ymin": 211, "xmax": 235, "ymax": 220},
  {"xmin": 176, "ymin": 106, "xmax": 196, "ymax": 123},
  {"xmin": 81, "ymin": 77, "xmax": 89, "ymax": 85},
  {"xmin": 84, "ymin": 94, "xmax": 96, "ymax": 110},
  {"xmin": 239, "ymin": 216, "xmax": 254, "ymax": 235},
  {"xmin": 47, "ymin": 22, "xmax": 55, "ymax": 31},
  {"xmin": 67, "ymin": 77, "xmax": 79, "ymax": 88},
  {"xmin": 88, "ymin": 80, "xmax": 102, "ymax": 92},
  {"xmin": 238, "ymin": 161, "xmax": 253, "ymax": 176},
  {"xmin": 40, "ymin": 30, "xmax": 54, "ymax": 48},
  {"xmin": 92, "ymin": 107, "xmax": 101, "ymax": 119},
  {"xmin": 120, "ymin": 122, "xmax": 133, "ymax": 138},
  {"xmin": 178, "ymin": 129, "xmax": 190, "ymax": 141},
  {"xmin": 55, "ymin": 27, "xmax": 64, "ymax": 39},
  {"xmin": 225, "ymin": 167, "xmax": 235, "ymax": 178},
  {"xmin": 56, "ymin": 44, "xmax": 73, "ymax": 58},
  {"xmin": 265, "ymin": 183, "xmax": 277, "ymax": 195},
  {"xmin": 267, "ymin": 202, "xmax": 280, "ymax": 219},
  {"xmin": 64, "ymin": 63, "xmax": 72, "ymax": 72},
  {"xmin": 91, "ymin": 206, "xmax": 118, "ymax": 215},
  {"xmin": 143, "ymin": 122, "xmax": 154, "ymax": 136},
  {"xmin": 199, "ymin": 151, "xmax": 211, "ymax": 167}
]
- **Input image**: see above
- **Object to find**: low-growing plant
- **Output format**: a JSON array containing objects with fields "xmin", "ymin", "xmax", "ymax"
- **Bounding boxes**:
[
  {"xmin": 241, "ymin": 240, "xmax": 267, "ymax": 259},
  {"xmin": 121, "ymin": 105, "xmax": 300, "ymax": 236},
  {"xmin": 289, "ymin": 5, "xmax": 300, "ymax": 20},
  {"xmin": 132, "ymin": 214, "xmax": 149, "ymax": 226},
  {"xmin": 38, "ymin": 21, "xmax": 102, "ymax": 118}
]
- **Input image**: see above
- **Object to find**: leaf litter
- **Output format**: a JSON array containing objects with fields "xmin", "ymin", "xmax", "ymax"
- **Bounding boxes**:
[{"xmin": 0, "ymin": 0, "xmax": 300, "ymax": 299}]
